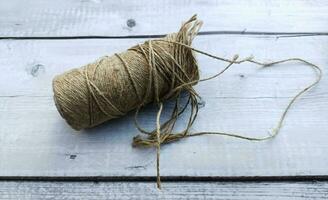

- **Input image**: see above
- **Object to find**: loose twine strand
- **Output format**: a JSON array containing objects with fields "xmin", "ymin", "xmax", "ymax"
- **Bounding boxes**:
[
  {"xmin": 52, "ymin": 15, "xmax": 322, "ymax": 189},
  {"xmin": 140, "ymin": 42, "xmax": 322, "ymax": 188},
  {"xmin": 132, "ymin": 25, "xmax": 322, "ymax": 188}
]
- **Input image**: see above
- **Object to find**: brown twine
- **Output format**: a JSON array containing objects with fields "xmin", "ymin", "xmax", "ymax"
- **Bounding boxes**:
[{"xmin": 52, "ymin": 15, "xmax": 322, "ymax": 189}]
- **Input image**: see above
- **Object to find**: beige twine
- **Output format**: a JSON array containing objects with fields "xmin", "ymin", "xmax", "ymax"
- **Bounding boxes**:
[{"xmin": 53, "ymin": 15, "xmax": 322, "ymax": 189}]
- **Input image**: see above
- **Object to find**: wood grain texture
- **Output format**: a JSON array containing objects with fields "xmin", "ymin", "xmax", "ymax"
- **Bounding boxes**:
[
  {"xmin": 0, "ymin": 34, "xmax": 327, "ymax": 177},
  {"xmin": 1, "ymin": 181, "xmax": 328, "ymax": 200},
  {"xmin": 0, "ymin": 0, "xmax": 328, "ymax": 37}
]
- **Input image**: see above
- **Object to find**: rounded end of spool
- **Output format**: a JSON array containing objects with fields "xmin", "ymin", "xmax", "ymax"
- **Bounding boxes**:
[
  {"xmin": 52, "ymin": 70, "xmax": 85, "ymax": 131},
  {"xmin": 52, "ymin": 81, "xmax": 64, "ymax": 120}
]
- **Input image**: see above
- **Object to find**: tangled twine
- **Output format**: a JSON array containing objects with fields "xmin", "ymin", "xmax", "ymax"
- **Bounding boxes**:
[{"xmin": 53, "ymin": 15, "xmax": 322, "ymax": 189}]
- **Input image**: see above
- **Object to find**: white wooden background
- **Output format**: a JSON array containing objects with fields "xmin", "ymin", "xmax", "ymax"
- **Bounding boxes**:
[{"xmin": 0, "ymin": 0, "xmax": 328, "ymax": 199}]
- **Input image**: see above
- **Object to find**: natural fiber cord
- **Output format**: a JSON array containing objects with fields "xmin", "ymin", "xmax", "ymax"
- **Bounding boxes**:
[{"xmin": 53, "ymin": 15, "xmax": 322, "ymax": 189}]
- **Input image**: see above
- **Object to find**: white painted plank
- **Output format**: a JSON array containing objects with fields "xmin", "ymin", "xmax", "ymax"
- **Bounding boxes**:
[
  {"xmin": 1, "ymin": 181, "xmax": 328, "ymax": 200},
  {"xmin": 0, "ymin": 35, "xmax": 327, "ymax": 177},
  {"xmin": 0, "ymin": 0, "xmax": 328, "ymax": 37}
]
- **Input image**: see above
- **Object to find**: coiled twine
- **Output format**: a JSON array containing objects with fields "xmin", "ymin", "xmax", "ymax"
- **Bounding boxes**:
[
  {"xmin": 52, "ymin": 15, "xmax": 322, "ymax": 189},
  {"xmin": 53, "ymin": 16, "xmax": 201, "ymax": 131}
]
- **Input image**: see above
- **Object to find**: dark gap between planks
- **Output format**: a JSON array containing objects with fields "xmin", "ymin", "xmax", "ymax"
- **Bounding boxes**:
[
  {"xmin": 0, "ymin": 31, "xmax": 328, "ymax": 40},
  {"xmin": 1, "ymin": 176, "xmax": 328, "ymax": 182}
]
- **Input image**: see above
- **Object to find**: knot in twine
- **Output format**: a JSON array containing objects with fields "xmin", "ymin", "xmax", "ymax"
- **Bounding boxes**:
[{"xmin": 53, "ymin": 15, "xmax": 322, "ymax": 189}]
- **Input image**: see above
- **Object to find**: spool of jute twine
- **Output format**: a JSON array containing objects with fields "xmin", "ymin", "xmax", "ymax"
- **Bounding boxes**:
[{"xmin": 53, "ymin": 15, "xmax": 322, "ymax": 189}]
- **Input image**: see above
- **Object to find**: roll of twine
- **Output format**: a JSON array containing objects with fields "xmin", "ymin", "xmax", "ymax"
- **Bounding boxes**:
[{"xmin": 53, "ymin": 15, "xmax": 322, "ymax": 189}]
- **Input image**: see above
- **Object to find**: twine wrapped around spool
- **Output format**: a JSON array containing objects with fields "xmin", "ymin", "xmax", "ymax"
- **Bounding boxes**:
[
  {"xmin": 53, "ymin": 15, "xmax": 201, "ymax": 131},
  {"xmin": 53, "ymin": 15, "xmax": 322, "ymax": 189}
]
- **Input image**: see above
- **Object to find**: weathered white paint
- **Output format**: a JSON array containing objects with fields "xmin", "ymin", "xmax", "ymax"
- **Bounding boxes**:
[
  {"xmin": 0, "ymin": 35, "xmax": 327, "ymax": 177},
  {"xmin": 0, "ymin": 0, "xmax": 327, "ymax": 37},
  {"xmin": 1, "ymin": 181, "xmax": 328, "ymax": 200}
]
